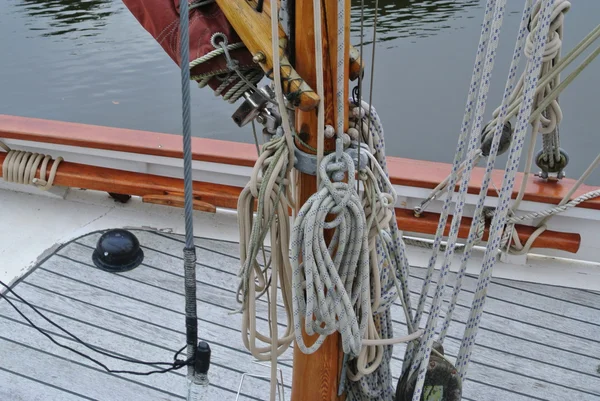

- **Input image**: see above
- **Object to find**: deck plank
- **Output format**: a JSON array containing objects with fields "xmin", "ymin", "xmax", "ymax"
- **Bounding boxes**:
[
  {"xmin": 73, "ymin": 231, "xmax": 600, "ymax": 396},
  {"xmin": 1, "ymin": 229, "xmax": 599, "ymax": 401}
]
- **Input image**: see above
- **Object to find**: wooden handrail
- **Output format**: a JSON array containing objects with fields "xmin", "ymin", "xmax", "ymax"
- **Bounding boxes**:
[
  {"xmin": 0, "ymin": 152, "xmax": 581, "ymax": 255},
  {"xmin": 1, "ymin": 114, "xmax": 599, "ymax": 210},
  {"xmin": 395, "ymin": 208, "xmax": 580, "ymax": 254}
]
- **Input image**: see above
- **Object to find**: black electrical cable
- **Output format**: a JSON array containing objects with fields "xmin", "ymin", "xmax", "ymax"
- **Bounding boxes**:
[{"xmin": 0, "ymin": 279, "xmax": 192, "ymax": 376}]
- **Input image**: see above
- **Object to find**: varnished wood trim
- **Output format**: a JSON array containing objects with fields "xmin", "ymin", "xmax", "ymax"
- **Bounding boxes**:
[
  {"xmin": 0, "ymin": 153, "xmax": 242, "ymax": 210},
  {"xmin": 142, "ymin": 194, "xmax": 216, "ymax": 213},
  {"xmin": 395, "ymin": 208, "xmax": 580, "ymax": 254},
  {"xmin": 1, "ymin": 114, "xmax": 599, "ymax": 210},
  {"xmin": 0, "ymin": 152, "xmax": 580, "ymax": 253},
  {"xmin": 0, "ymin": 115, "xmax": 257, "ymax": 167}
]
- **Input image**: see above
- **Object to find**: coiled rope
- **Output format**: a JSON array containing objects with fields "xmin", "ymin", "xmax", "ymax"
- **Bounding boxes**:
[
  {"xmin": 291, "ymin": 151, "xmax": 370, "ymax": 357},
  {"xmin": 189, "ymin": 41, "xmax": 264, "ymax": 103},
  {"xmin": 345, "ymin": 101, "xmax": 420, "ymax": 401},
  {"xmin": 1, "ymin": 141, "xmax": 63, "ymax": 190},
  {"xmin": 237, "ymin": 135, "xmax": 295, "ymax": 365}
]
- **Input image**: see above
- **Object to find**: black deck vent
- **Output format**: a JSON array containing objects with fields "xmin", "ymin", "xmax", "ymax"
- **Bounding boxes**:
[{"xmin": 92, "ymin": 229, "xmax": 144, "ymax": 272}]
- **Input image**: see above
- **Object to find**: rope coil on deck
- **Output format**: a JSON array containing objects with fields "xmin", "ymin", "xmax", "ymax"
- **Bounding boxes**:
[{"xmin": 1, "ymin": 142, "xmax": 63, "ymax": 190}]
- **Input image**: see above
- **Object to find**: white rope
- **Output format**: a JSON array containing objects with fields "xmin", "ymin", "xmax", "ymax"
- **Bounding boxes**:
[
  {"xmin": 509, "ymin": 189, "xmax": 600, "ymax": 224},
  {"xmin": 501, "ymin": 152, "xmax": 600, "ymax": 255},
  {"xmin": 402, "ymin": 0, "xmax": 500, "ymax": 381},
  {"xmin": 313, "ymin": 0, "xmax": 325, "ymax": 187},
  {"xmin": 335, "ymin": 0, "xmax": 345, "ymax": 140},
  {"xmin": 291, "ymin": 152, "xmax": 370, "ymax": 356},
  {"xmin": 455, "ymin": 0, "xmax": 556, "ymax": 378},
  {"xmin": 345, "ymin": 101, "xmax": 418, "ymax": 400},
  {"xmin": 2, "ymin": 145, "xmax": 63, "ymax": 191},
  {"xmin": 438, "ymin": 0, "xmax": 536, "ymax": 344},
  {"xmin": 232, "ymin": 3, "xmax": 298, "ymax": 400},
  {"xmin": 408, "ymin": 2, "xmax": 511, "ymax": 398},
  {"xmin": 190, "ymin": 44, "xmax": 264, "ymax": 103}
]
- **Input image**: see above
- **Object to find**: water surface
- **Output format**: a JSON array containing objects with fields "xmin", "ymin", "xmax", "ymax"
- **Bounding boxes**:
[{"xmin": 1, "ymin": 0, "xmax": 598, "ymax": 183}]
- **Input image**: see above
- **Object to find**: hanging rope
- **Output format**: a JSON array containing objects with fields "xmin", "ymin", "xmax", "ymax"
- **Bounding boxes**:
[
  {"xmin": 237, "ymin": 135, "xmax": 295, "ymax": 369},
  {"xmin": 454, "ymin": 0, "xmax": 556, "ymax": 379},
  {"xmin": 232, "ymin": 1, "xmax": 298, "ymax": 400},
  {"xmin": 345, "ymin": 101, "xmax": 420, "ymax": 401},
  {"xmin": 402, "ymin": 0, "xmax": 501, "ymax": 379},
  {"xmin": 437, "ymin": 0, "xmax": 537, "ymax": 344},
  {"xmin": 407, "ymin": 2, "xmax": 513, "ymax": 398},
  {"xmin": 291, "ymin": 151, "xmax": 370, "ymax": 357}
]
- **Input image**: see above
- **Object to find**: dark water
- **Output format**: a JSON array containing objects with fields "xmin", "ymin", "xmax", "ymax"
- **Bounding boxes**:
[{"xmin": 1, "ymin": 0, "xmax": 598, "ymax": 183}]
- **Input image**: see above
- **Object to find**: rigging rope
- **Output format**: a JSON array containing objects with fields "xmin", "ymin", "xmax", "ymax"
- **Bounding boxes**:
[
  {"xmin": 177, "ymin": 1, "xmax": 202, "ymax": 398},
  {"xmin": 407, "ymin": 1, "xmax": 513, "ymax": 398},
  {"xmin": 438, "ymin": 0, "xmax": 537, "ymax": 344},
  {"xmin": 233, "ymin": 1, "xmax": 597, "ymax": 400},
  {"xmin": 345, "ymin": 101, "xmax": 418, "ymax": 401},
  {"xmin": 403, "ymin": 0, "xmax": 500, "ymax": 379},
  {"xmin": 189, "ymin": 42, "xmax": 264, "ymax": 103},
  {"xmin": 233, "ymin": 2, "xmax": 298, "ymax": 401},
  {"xmin": 454, "ymin": 0, "xmax": 556, "ymax": 378}
]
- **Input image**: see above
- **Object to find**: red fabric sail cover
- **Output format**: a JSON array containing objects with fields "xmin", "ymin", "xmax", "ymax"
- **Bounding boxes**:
[{"xmin": 122, "ymin": 0, "xmax": 254, "ymax": 90}]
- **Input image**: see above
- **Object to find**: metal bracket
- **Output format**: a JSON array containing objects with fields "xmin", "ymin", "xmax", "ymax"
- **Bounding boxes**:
[
  {"xmin": 231, "ymin": 86, "xmax": 276, "ymax": 127},
  {"xmin": 293, "ymin": 141, "xmax": 370, "ymax": 176}
]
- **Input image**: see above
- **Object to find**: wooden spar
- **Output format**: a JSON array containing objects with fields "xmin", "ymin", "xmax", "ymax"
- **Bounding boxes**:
[
  {"xmin": 0, "ymin": 152, "xmax": 581, "ymax": 253},
  {"xmin": 290, "ymin": 0, "xmax": 350, "ymax": 399},
  {"xmin": 214, "ymin": 0, "xmax": 320, "ymax": 111}
]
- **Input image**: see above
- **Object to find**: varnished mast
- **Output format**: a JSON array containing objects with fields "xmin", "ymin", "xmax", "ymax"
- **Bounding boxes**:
[{"xmin": 291, "ymin": 0, "xmax": 351, "ymax": 400}]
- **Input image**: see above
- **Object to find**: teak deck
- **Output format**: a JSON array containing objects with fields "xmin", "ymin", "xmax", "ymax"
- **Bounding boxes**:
[{"xmin": 1, "ymin": 230, "xmax": 599, "ymax": 400}]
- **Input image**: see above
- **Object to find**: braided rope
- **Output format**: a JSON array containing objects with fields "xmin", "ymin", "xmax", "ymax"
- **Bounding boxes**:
[
  {"xmin": 408, "ymin": 2, "xmax": 511, "ymax": 398},
  {"xmin": 455, "ymin": 0, "xmax": 556, "ymax": 378},
  {"xmin": 438, "ymin": 0, "xmax": 536, "ymax": 344},
  {"xmin": 509, "ymin": 189, "xmax": 600, "ymax": 224},
  {"xmin": 237, "ymin": 135, "xmax": 295, "ymax": 365},
  {"xmin": 402, "ymin": 0, "xmax": 499, "ymax": 378},
  {"xmin": 345, "ymin": 101, "xmax": 417, "ymax": 401},
  {"xmin": 291, "ymin": 152, "xmax": 370, "ymax": 357}
]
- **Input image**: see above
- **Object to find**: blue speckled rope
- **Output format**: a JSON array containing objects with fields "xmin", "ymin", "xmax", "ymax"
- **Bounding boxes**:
[
  {"xmin": 439, "ymin": 0, "xmax": 536, "ymax": 343},
  {"xmin": 408, "ymin": 2, "xmax": 511, "ymax": 399},
  {"xmin": 403, "ymin": 0, "xmax": 499, "ymax": 376},
  {"xmin": 346, "ymin": 101, "xmax": 414, "ymax": 401},
  {"xmin": 290, "ymin": 152, "xmax": 370, "ymax": 357},
  {"xmin": 454, "ymin": 0, "xmax": 555, "ymax": 378}
]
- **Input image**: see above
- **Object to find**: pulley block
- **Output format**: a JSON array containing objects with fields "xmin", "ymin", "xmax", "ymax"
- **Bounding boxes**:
[{"xmin": 395, "ymin": 342, "xmax": 462, "ymax": 401}]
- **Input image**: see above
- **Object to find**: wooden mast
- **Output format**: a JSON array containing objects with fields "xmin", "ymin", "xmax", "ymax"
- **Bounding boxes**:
[{"xmin": 290, "ymin": 0, "xmax": 351, "ymax": 400}]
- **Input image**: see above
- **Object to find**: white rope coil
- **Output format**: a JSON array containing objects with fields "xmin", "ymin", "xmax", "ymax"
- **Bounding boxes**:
[
  {"xmin": 237, "ymin": 136, "xmax": 295, "ymax": 364},
  {"xmin": 291, "ymin": 151, "xmax": 370, "ymax": 357},
  {"xmin": 2, "ymin": 148, "xmax": 63, "ymax": 190},
  {"xmin": 344, "ymin": 101, "xmax": 418, "ymax": 400}
]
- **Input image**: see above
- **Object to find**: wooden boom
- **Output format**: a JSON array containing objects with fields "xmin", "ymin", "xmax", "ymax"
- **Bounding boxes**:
[{"xmin": 214, "ymin": 0, "xmax": 320, "ymax": 111}]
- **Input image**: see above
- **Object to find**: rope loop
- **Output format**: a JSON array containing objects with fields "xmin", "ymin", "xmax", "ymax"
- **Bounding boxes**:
[{"xmin": 291, "ymin": 150, "xmax": 370, "ymax": 358}]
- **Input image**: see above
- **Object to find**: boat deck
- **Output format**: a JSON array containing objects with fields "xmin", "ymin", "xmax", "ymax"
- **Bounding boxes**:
[{"xmin": 1, "ymin": 229, "xmax": 599, "ymax": 401}]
